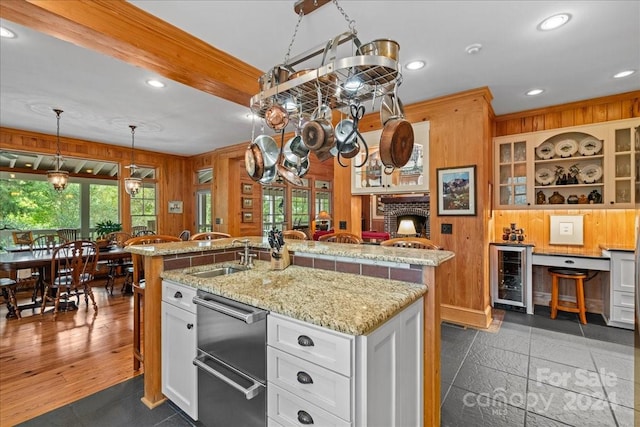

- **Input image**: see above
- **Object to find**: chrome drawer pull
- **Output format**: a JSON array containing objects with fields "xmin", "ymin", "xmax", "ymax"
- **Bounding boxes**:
[
  {"xmin": 296, "ymin": 371, "xmax": 313, "ymax": 384},
  {"xmin": 297, "ymin": 410, "xmax": 314, "ymax": 424},
  {"xmin": 297, "ymin": 335, "xmax": 314, "ymax": 347},
  {"xmin": 193, "ymin": 352, "xmax": 264, "ymax": 400},
  {"xmin": 564, "ymin": 260, "xmax": 575, "ymax": 264},
  {"xmin": 174, "ymin": 291, "xmax": 183, "ymax": 298}
]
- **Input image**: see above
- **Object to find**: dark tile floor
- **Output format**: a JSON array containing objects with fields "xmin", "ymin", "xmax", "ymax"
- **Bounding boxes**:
[{"xmin": 17, "ymin": 306, "xmax": 635, "ymax": 427}]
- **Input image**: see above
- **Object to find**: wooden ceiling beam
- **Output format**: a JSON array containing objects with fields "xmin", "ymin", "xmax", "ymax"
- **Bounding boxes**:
[{"xmin": 0, "ymin": 0, "xmax": 262, "ymax": 107}]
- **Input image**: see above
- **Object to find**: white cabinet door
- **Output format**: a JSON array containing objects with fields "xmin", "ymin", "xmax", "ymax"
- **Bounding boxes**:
[
  {"xmin": 352, "ymin": 121, "xmax": 429, "ymax": 194},
  {"xmin": 355, "ymin": 297, "xmax": 423, "ymax": 427},
  {"xmin": 162, "ymin": 300, "xmax": 198, "ymax": 420}
]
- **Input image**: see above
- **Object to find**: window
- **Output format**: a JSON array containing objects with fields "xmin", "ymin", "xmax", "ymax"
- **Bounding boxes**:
[
  {"xmin": 196, "ymin": 190, "xmax": 212, "ymax": 232},
  {"xmin": 0, "ymin": 172, "xmax": 118, "ymax": 246},
  {"xmin": 262, "ymin": 186, "xmax": 286, "ymax": 235},
  {"xmin": 130, "ymin": 182, "xmax": 157, "ymax": 232}
]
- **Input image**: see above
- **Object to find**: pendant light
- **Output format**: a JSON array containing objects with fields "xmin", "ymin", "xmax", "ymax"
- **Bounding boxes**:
[
  {"xmin": 47, "ymin": 109, "xmax": 69, "ymax": 192},
  {"xmin": 124, "ymin": 125, "xmax": 142, "ymax": 196}
]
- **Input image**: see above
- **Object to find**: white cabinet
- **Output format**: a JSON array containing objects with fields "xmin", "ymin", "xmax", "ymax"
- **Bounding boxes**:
[
  {"xmin": 352, "ymin": 121, "xmax": 430, "ymax": 194},
  {"xmin": 161, "ymin": 280, "xmax": 198, "ymax": 420},
  {"xmin": 267, "ymin": 297, "xmax": 423, "ymax": 427},
  {"xmin": 493, "ymin": 118, "xmax": 639, "ymax": 209},
  {"xmin": 603, "ymin": 250, "xmax": 635, "ymax": 330}
]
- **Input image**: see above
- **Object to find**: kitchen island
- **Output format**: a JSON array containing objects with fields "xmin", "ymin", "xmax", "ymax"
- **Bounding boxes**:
[{"xmin": 126, "ymin": 237, "xmax": 454, "ymax": 426}]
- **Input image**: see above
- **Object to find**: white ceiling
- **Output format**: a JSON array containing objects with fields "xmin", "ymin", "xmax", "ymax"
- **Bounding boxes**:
[{"xmin": 0, "ymin": 1, "xmax": 638, "ymax": 157}]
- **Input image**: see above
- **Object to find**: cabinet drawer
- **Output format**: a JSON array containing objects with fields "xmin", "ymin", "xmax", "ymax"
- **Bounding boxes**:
[
  {"xmin": 268, "ymin": 313, "xmax": 353, "ymax": 376},
  {"xmin": 611, "ymin": 305, "xmax": 635, "ymax": 324},
  {"xmin": 268, "ymin": 383, "xmax": 351, "ymax": 427},
  {"xmin": 267, "ymin": 347, "xmax": 351, "ymax": 420},
  {"xmin": 162, "ymin": 280, "xmax": 197, "ymax": 313},
  {"xmin": 532, "ymin": 254, "xmax": 610, "ymax": 271},
  {"xmin": 613, "ymin": 291, "xmax": 635, "ymax": 309}
]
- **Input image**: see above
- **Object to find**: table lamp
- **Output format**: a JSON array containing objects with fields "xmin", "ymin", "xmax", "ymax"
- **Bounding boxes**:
[
  {"xmin": 315, "ymin": 211, "xmax": 332, "ymax": 231},
  {"xmin": 397, "ymin": 219, "xmax": 417, "ymax": 237}
]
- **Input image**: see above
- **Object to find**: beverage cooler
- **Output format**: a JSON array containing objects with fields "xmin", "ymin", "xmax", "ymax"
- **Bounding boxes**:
[{"xmin": 490, "ymin": 244, "xmax": 533, "ymax": 314}]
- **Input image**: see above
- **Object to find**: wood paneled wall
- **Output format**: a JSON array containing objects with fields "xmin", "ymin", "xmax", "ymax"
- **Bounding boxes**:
[
  {"xmin": 332, "ymin": 88, "xmax": 496, "ymax": 328},
  {"xmin": 0, "ymin": 127, "xmax": 191, "ymax": 237}
]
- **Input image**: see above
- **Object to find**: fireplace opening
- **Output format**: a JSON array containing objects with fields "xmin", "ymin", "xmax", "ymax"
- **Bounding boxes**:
[{"xmin": 396, "ymin": 215, "xmax": 427, "ymax": 237}]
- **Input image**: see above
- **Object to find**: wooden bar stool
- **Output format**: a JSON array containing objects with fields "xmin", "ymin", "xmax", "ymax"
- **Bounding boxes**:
[{"xmin": 548, "ymin": 267, "xmax": 589, "ymax": 324}]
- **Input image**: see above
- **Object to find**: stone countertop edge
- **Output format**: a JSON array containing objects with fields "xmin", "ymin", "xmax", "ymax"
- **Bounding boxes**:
[
  {"xmin": 161, "ymin": 261, "xmax": 428, "ymax": 336},
  {"xmin": 125, "ymin": 236, "xmax": 455, "ymax": 267}
]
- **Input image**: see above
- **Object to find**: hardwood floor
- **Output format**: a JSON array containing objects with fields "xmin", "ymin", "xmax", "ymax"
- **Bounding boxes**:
[{"xmin": 0, "ymin": 279, "xmax": 141, "ymax": 426}]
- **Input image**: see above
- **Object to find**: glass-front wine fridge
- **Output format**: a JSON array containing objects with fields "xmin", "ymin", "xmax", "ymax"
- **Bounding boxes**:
[{"xmin": 490, "ymin": 244, "xmax": 533, "ymax": 314}]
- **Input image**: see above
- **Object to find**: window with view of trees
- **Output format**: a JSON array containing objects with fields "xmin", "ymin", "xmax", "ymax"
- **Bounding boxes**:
[
  {"xmin": 0, "ymin": 173, "xmax": 118, "ymax": 247},
  {"xmin": 130, "ymin": 182, "xmax": 157, "ymax": 232}
]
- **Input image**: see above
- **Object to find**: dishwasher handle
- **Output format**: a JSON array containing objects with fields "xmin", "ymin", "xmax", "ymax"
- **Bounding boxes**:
[
  {"xmin": 193, "ymin": 295, "xmax": 267, "ymax": 324},
  {"xmin": 193, "ymin": 352, "xmax": 264, "ymax": 400}
]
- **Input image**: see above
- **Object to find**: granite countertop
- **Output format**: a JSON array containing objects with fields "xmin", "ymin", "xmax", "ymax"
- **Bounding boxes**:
[
  {"xmin": 126, "ymin": 236, "xmax": 454, "ymax": 267},
  {"xmin": 162, "ymin": 261, "xmax": 428, "ymax": 336}
]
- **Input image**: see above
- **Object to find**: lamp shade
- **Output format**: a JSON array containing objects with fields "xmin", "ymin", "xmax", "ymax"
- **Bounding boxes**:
[
  {"xmin": 124, "ymin": 176, "xmax": 142, "ymax": 196},
  {"xmin": 315, "ymin": 211, "xmax": 332, "ymax": 221},
  {"xmin": 397, "ymin": 219, "xmax": 417, "ymax": 236}
]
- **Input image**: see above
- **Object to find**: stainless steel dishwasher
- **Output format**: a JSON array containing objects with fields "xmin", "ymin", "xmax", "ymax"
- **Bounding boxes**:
[{"xmin": 192, "ymin": 290, "xmax": 268, "ymax": 427}]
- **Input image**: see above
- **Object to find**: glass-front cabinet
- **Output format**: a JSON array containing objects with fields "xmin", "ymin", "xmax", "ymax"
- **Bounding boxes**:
[
  {"xmin": 493, "ymin": 118, "xmax": 639, "ymax": 209},
  {"xmin": 352, "ymin": 121, "xmax": 430, "ymax": 194},
  {"xmin": 495, "ymin": 137, "xmax": 529, "ymax": 206},
  {"xmin": 490, "ymin": 244, "xmax": 533, "ymax": 314}
]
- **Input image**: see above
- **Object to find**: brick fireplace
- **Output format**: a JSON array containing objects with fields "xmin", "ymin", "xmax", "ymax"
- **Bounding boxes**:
[{"xmin": 380, "ymin": 195, "xmax": 431, "ymax": 238}]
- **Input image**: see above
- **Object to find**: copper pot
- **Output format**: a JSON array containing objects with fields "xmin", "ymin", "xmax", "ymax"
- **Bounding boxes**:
[
  {"xmin": 379, "ymin": 119, "xmax": 414, "ymax": 169},
  {"xmin": 264, "ymin": 104, "xmax": 289, "ymax": 130}
]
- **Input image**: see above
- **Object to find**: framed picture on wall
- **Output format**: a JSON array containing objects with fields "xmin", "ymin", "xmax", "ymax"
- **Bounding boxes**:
[
  {"xmin": 436, "ymin": 165, "xmax": 477, "ymax": 216},
  {"xmin": 242, "ymin": 212, "xmax": 253, "ymax": 223},
  {"xmin": 242, "ymin": 197, "xmax": 253, "ymax": 209},
  {"xmin": 241, "ymin": 183, "xmax": 253, "ymax": 194},
  {"xmin": 168, "ymin": 200, "xmax": 183, "ymax": 214}
]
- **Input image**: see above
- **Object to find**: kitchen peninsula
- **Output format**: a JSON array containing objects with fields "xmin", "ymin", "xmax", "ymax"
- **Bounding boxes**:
[{"xmin": 126, "ymin": 237, "xmax": 454, "ymax": 426}]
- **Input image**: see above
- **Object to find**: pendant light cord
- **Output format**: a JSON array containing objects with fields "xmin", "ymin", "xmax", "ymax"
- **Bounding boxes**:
[
  {"xmin": 129, "ymin": 125, "xmax": 137, "ymax": 171},
  {"xmin": 53, "ymin": 109, "xmax": 63, "ymax": 170}
]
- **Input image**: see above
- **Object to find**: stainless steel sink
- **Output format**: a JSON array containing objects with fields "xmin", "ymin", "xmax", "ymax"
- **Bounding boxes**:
[{"xmin": 189, "ymin": 266, "xmax": 246, "ymax": 278}]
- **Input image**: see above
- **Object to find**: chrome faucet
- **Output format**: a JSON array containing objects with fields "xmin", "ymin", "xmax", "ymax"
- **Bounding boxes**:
[{"xmin": 232, "ymin": 238, "xmax": 256, "ymax": 268}]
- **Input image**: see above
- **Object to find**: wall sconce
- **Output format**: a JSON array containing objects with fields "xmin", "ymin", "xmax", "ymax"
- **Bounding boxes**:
[
  {"xmin": 397, "ymin": 219, "xmax": 417, "ymax": 236},
  {"xmin": 315, "ymin": 210, "xmax": 332, "ymax": 231}
]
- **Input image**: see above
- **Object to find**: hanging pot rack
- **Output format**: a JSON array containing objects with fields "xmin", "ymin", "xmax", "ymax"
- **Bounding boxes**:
[{"xmin": 246, "ymin": 0, "xmax": 410, "ymax": 186}]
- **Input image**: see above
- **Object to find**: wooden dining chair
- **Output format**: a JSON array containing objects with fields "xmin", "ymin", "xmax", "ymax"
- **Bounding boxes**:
[
  {"xmin": 131, "ymin": 226, "xmax": 151, "ymax": 237},
  {"xmin": 56, "ymin": 228, "xmax": 78, "ymax": 243},
  {"xmin": 318, "ymin": 232, "xmax": 363, "ymax": 244},
  {"xmin": 30, "ymin": 234, "xmax": 61, "ymax": 250},
  {"xmin": 124, "ymin": 234, "xmax": 181, "ymax": 371},
  {"xmin": 190, "ymin": 231, "xmax": 232, "ymax": 240},
  {"xmin": 380, "ymin": 237, "xmax": 443, "ymax": 250},
  {"xmin": 101, "ymin": 232, "xmax": 133, "ymax": 295},
  {"xmin": 178, "ymin": 230, "xmax": 191, "ymax": 241},
  {"xmin": 41, "ymin": 240, "xmax": 99, "ymax": 320},
  {"xmin": 282, "ymin": 230, "xmax": 308, "ymax": 240}
]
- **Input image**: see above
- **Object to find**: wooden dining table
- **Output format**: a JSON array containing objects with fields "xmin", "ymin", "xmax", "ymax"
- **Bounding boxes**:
[{"xmin": 0, "ymin": 246, "xmax": 131, "ymax": 318}]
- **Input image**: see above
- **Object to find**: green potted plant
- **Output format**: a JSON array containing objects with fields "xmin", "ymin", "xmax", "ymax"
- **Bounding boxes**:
[{"xmin": 95, "ymin": 220, "xmax": 122, "ymax": 250}]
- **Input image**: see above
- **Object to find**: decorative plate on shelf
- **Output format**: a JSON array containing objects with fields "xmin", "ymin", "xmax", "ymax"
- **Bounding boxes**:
[
  {"xmin": 578, "ymin": 164, "xmax": 603, "ymax": 183},
  {"xmin": 554, "ymin": 139, "xmax": 578, "ymax": 157},
  {"xmin": 535, "ymin": 167, "xmax": 555, "ymax": 185},
  {"xmin": 578, "ymin": 136, "xmax": 602, "ymax": 156},
  {"xmin": 535, "ymin": 141, "xmax": 555, "ymax": 160}
]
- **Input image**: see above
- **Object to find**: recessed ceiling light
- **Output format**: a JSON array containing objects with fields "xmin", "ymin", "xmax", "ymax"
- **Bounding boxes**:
[
  {"xmin": 526, "ymin": 89, "xmax": 544, "ymax": 96},
  {"xmin": 86, "ymin": 169, "xmax": 93, "ymax": 173},
  {"xmin": 538, "ymin": 13, "xmax": 571, "ymax": 31},
  {"xmin": 465, "ymin": 44, "xmax": 482, "ymax": 55},
  {"xmin": 0, "ymin": 26, "xmax": 16, "ymax": 38},
  {"xmin": 405, "ymin": 60, "xmax": 426, "ymax": 71},
  {"xmin": 25, "ymin": 163, "xmax": 32, "ymax": 167},
  {"xmin": 146, "ymin": 79, "xmax": 165, "ymax": 88},
  {"xmin": 613, "ymin": 70, "xmax": 635, "ymax": 79}
]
